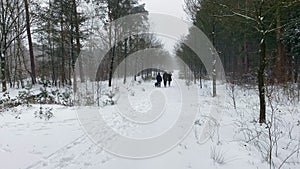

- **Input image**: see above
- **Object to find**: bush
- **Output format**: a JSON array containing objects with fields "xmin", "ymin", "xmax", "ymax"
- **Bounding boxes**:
[
  {"xmin": 1, "ymin": 84, "xmax": 73, "ymax": 110},
  {"xmin": 34, "ymin": 107, "xmax": 54, "ymax": 120}
]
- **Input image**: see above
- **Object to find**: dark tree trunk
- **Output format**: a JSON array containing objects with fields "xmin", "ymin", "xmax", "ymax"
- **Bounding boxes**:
[
  {"xmin": 123, "ymin": 38, "xmax": 127, "ymax": 84},
  {"xmin": 294, "ymin": 56, "xmax": 299, "ymax": 83},
  {"xmin": 108, "ymin": 45, "xmax": 115, "ymax": 87},
  {"xmin": 70, "ymin": 19, "xmax": 74, "ymax": 86},
  {"xmin": 60, "ymin": 14, "xmax": 66, "ymax": 86},
  {"xmin": 108, "ymin": 11, "xmax": 114, "ymax": 87},
  {"xmin": 258, "ymin": 35, "xmax": 267, "ymax": 124},
  {"xmin": 1, "ymin": 16, "xmax": 7, "ymax": 92},
  {"xmin": 244, "ymin": 0, "xmax": 249, "ymax": 73},
  {"xmin": 1, "ymin": 49, "xmax": 6, "ymax": 92},
  {"xmin": 243, "ymin": 40, "xmax": 249, "ymax": 73},
  {"xmin": 24, "ymin": 0, "xmax": 36, "ymax": 84}
]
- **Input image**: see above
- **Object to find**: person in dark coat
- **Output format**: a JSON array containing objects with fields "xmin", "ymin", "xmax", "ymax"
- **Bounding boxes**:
[
  {"xmin": 162, "ymin": 72, "xmax": 168, "ymax": 87},
  {"xmin": 167, "ymin": 73, "xmax": 172, "ymax": 86},
  {"xmin": 156, "ymin": 73, "xmax": 162, "ymax": 87}
]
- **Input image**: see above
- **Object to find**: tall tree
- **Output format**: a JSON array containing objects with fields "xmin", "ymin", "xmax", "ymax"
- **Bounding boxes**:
[
  {"xmin": 24, "ymin": 0, "xmax": 36, "ymax": 84},
  {"xmin": 72, "ymin": 0, "xmax": 83, "ymax": 90}
]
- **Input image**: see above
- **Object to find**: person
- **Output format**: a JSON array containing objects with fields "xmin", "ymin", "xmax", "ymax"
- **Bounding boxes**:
[
  {"xmin": 156, "ymin": 73, "xmax": 162, "ymax": 87},
  {"xmin": 162, "ymin": 72, "xmax": 168, "ymax": 87},
  {"xmin": 167, "ymin": 73, "xmax": 172, "ymax": 86}
]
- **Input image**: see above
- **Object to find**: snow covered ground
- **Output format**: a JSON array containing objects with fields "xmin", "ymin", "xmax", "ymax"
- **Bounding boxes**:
[{"xmin": 1, "ymin": 71, "xmax": 300, "ymax": 169}]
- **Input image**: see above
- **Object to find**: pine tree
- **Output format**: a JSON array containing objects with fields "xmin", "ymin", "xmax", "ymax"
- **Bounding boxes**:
[
  {"xmin": 35, "ymin": 0, "xmax": 87, "ymax": 86},
  {"xmin": 87, "ymin": 0, "xmax": 158, "ymax": 87},
  {"xmin": 183, "ymin": 0, "xmax": 299, "ymax": 123}
]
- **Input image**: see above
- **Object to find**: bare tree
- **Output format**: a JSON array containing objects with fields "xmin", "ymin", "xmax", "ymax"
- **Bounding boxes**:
[{"xmin": 0, "ymin": 0, "xmax": 26, "ymax": 92}]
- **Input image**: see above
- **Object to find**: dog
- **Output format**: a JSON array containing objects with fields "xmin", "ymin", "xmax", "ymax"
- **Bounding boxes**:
[{"xmin": 154, "ymin": 82, "xmax": 160, "ymax": 87}]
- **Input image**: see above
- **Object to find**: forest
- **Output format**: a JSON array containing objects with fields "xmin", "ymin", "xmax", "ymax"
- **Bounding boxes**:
[
  {"xmin": 177, "ymin": 0, "xmax": 300, "ymax": 123},
  {"xmin": 1, "ymin": 0, "xmax": 300, "ymax": 169},
  {"xmin": 0, "ymin": 0, "xmax": 162, "ymax": 91},
  {"xmin": 0, "ymin": 1, "xmax": 299, "ymax": 88}
]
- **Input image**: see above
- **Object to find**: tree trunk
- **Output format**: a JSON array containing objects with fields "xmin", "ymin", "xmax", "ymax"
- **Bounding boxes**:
[
  {"xmin": 258, "ymin": 35, "xmax": 267, "ymax": 124},
  {"xmin": 244, "ymin": 0, "xmax": 249, "ymax": 73},
  {"xmin": 72, "ymin": 0, "xmax": 83, "ymax": 83},
  {"xmin": 274, "ymin": 8, "xmax": 287, "ymax": 83},
  {"xmin": 212, "ymin": 23, "xmax": 216, "ymax": 97},
  {"xmin": 1, "ymin": 1, "xmax": 6, "ymax": 92},
  {"xmin": 294, "ymin": 56, "xmax": 299, "ymax": 83},
  {"xmin": 24, "ymin": 0, "xmax": 36, "ymax": 84},
  {"xmin": 108, "ymin": 45, "xmax": 115, "ymax": 87},
  {"xmin": 1, "ymin": 50, "xmax": 6, "ymax": 92},
  {"xmin": 61, "ymin": 18, "xmax": 66, "ymax": 86},
  {"xmin": 70, "ymin": 14, "xmax": 74, "ymax": 87},
  {"xmin": 60, "ymin": 14, "xmax": 66, "ymax": 86},
  {"xmin": 243, "ymin": 40, "xmax": 249, "ymax": 73},
  {"xmin": 47, "ymin": 0, "xmax": 55, "ymax": 86},
  {"xmin": 123, "ymin": 38, "xmax": 127, "ymax": 84},
  {"xmin": 212, "ymin": 62, "xmax": 216, "ymax": 97},
  {"xmin": 108, "ymin": 11, "xmax": 114, "ymax": 87}
]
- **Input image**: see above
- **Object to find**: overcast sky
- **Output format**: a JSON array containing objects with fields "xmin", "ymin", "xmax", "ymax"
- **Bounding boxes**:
[
  {"xmin": 140, "ymin": 0, "xmax": 189, "ymax": 20},
  {"xmin": 140, "ymin": 0, "xmax": 191, "ymax": 54}
]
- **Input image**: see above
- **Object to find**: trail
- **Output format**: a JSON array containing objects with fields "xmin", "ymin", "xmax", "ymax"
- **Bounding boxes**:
[{"xmin": 0, "ymin": 70, "xmax": 277, "ymax": 169}]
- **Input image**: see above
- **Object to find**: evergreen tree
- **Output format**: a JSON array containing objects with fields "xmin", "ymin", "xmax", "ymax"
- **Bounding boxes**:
[
  {"xmin": 87, "ymin": 0, "xmax": 160, "ymax": 86},
  {"xmin": 35, "ymin": 0, "xmax": 87, "ymax": 86},
  {"xmin": 282, "ymin": 4, "xmax": 300, "ymax": 83},
  {"xmin": 183, "ymin": 0, "xmax": 299, "ymax": 123}
]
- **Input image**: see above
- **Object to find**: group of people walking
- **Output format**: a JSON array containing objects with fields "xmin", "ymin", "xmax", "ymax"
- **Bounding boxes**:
[{"xmin": 156, "ymin": 72, "xmax": 172, "ymax": 87}]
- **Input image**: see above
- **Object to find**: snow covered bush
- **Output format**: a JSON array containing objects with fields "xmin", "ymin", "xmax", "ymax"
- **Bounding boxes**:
[
  {"xmin": 56, "ymin": 88, "xmax": 73, "ymax": 106},
  {"xmin": 0, "ymin": 92, "xmax": 23, "ymax": 111},
  {"xmin": 36, "ymin": 87, "xmax": 55, "ymax": 104},
  {"xmin": 34, "ymin": 107, "xmax": 54, "ymax": 120},
  {"xmin": 0, "ymin": 83, "xmax": 74, "ymax": 110},
  {"xmin": 101, "ymin": 90, "xmax": 116, "ymax": 106},
  {"xmin": 233, "ymin": 84, "xmax": 300, "ymax": 169}
]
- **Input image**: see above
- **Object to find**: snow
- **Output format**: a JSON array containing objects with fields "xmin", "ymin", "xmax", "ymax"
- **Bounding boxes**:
[
  {"xmin": 0, "ymin": 71, "xmax": 300, "ymax": 169},
  {"xmin": 0, "ymin": 105, "xmax": 83, "ymax": 169}
]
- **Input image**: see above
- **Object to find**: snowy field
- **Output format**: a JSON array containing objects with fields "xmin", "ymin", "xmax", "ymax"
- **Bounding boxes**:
[{"xmin": 1, "ymin": 71, "xmax": 300, "ymax": 169}]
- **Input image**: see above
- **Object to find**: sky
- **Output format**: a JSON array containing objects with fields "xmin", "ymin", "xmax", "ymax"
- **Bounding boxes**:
[
  {"xmin": 140, "ymin": 0, "xmax": 191, "ymax": 54},
  {"xmin": 140, "ymin": 0, "xmax": 189, "ymax": 20}
]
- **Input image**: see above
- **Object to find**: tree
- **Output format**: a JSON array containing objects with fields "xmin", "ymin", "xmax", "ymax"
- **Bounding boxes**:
[
  {"xmin": 184, "ymin": 0, "xmax": 299, "ymax": 123},
  {"xmin": 216, "ymin": 0, "xmax": 298, "ymax": 123},
  {"xmin": 72, "ymin": 0, "xmax": 83, "ymax": 90},
  {"xmin": 87, "ymin": 0, "xmax": 154, "ymax": 87},
  {"xmin": 282, "ymin": 4, "xmax": 300, "ymax": 83},
  {"xmin": 24, "ymin": 0, "xmax": 36, "ymax": 84},
  {"xmin": 35, "ymin": 0, "xmax": 87, "ymax": 86},
  {"xmin": 0, "ymin": 0, "xmax": 26, "ymax": 92}
]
